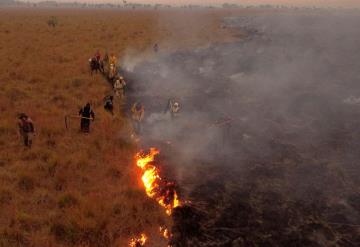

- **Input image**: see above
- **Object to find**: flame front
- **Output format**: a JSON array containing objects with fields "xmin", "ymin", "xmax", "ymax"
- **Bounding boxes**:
[
  {"xmin": 160, "ymin": 226, "xmax": 170, "ymax": 239},
  {"xmin": 135, "ymin": 148, "xmax": 180, "ymax": 215},
  {"xmin": 129, "ymin": 233, "xmax": 147, "ymax": 247}
]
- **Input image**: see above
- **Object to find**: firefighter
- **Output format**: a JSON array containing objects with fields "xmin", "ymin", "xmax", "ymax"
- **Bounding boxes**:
[
  {"xmin": 113, "ymin": 76, "xmax": 126, "ymax": 98},
  {"xmin": 154, "ymin": 43, "xmax": 159, "ymax": 53},
  {"xmin": 131, "ymin": 102, "xmax": 144, "ymax": 134},
  {"xmin": 108, "ymin": 64, "xmax": 114, "ymax": 81},
  {"xmin": 104, "ymin": 52, "xmax": 109, "ymax": 63},
  {"xmin": 104, "ymin": 95, "xmax": 114, "ymax": 115},
  {"xmin": 18, "ymin": 113, "xmax": 35, "ymax": 148},
  {"xmin": 79, "ymin": 103, "xmax": 95, "ymax": 133},
  {"xmin": 94, "ymin": 50, "xmax": 101, "ymax": 62},
  {"xmin": 109, "ymin": 53, "xmax": 117, "ymax": 66},
  {"xmin": 166, "ymin": 99, "xmax": 180, "ymax": 119}
]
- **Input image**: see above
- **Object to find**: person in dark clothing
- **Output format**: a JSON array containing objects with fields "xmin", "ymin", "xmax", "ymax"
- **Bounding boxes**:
[
  {"xmin": 153, "ymin": 43, "xmax": 159, "ymax": 53},
  {"xmin": 18, "ymin": 113, "xmax": 35, "ymax": 148},
  {"xmin": 94, "ymin": 50, "xmax": 101, "ymax": 62},
  {"xmin": 79, "ymin": 103, "xmax": 95, "ymax": 133},
  {"xmin": 104, "ymin": 95, "xmax": 114, "ymax": 115}
]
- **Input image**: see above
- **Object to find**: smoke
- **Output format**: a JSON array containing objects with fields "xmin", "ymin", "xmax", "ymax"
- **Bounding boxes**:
[{"xmin": 124, "ymin": 10, "xmax": 360, "ymax": 246}]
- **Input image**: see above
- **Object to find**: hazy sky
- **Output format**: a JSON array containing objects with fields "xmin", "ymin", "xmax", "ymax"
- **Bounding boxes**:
[{"xmin": 26, "ymin": 0, "xmax": 360, "ymax": 8}]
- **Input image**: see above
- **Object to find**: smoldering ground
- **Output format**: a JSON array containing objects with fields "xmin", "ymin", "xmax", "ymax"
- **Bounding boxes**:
[{"xmin": 124, "ymin": 10, "xmax": 360, "ymax": 246}]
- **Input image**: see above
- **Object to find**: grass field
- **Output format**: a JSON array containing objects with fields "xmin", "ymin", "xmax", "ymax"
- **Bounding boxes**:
[{"xmin": 0, "ymin": 7, "xmax": 239, "ymax": 246}]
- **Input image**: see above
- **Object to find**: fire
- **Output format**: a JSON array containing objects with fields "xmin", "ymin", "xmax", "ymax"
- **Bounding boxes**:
[
  {"xmin": 160, "ymin": 226, "xmax": 170, "ymax": 239},
  {"xmin": 129, "ymin": 233, "xmax": 147, "ymax": 247},
  {"xmin": 135, "ymin": 148, "xmax": 181, "ymax": 216}
]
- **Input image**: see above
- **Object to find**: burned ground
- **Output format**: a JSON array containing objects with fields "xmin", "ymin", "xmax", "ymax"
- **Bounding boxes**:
[
  {"xmin": 1, "ymin": 6, "xmax": 360, "ymax": 247},
  {"xmin": 126, "ymin": 11, "xmax": 360, "ymax": 246}
]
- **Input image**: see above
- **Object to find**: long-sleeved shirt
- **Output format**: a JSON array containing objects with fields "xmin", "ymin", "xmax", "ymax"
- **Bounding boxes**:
[
  {"xmin": 79, "ymin": 106, "xmax": 95, "ymax": 120},
  {"xmin": 18, "ymin": 118, "xmax": 35, "ymax": 133}
]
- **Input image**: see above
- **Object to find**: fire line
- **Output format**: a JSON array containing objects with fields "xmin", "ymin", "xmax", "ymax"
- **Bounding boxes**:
[
  {"xmin": 129, "ymin": 233, "xmax": 147, "ymax": 247},
  {"xmin": 135, "ymin": 147, "xmax": 181, "ymax": 216},
  {"xmin": 129, "ymin": 148, "xmax": 180, "ymax": 246}
]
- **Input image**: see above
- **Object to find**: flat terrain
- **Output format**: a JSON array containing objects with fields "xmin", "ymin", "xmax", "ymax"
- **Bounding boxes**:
[
  {"xmin": 0, "ymin": 8, "xmax": 238, "ymax": 247},
  {"xmin": 127, "ymin": 11, "xmax": 360, "ymax": 246}
]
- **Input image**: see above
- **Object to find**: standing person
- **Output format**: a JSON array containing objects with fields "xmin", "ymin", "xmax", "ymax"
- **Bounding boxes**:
[
  {"xmin": 103, "ymin": 95, "xmax": 114, "ymax": 115},
  {"xmin": 94, "ymin": 50, "xmax": 104, "ymax": 73},
  {"xmin": 108, "ymin": 63, "xmax": 116, "ymax": 82},
  {"xmin": 165, "ymin": 99, "xmax": 180, "ymax": 119},
  {"xmin": 109, "ymin": 53, "xmax": 117, "ymax": 66},
  {"xmin": 169, "ymin": 100, "xmax": 180, "ymax": 119},
  {"xmin": 94, "ymin": 50, "xmax": 101, "ymax": 62},
  {"xmin": 103, "ymin": 52, "xmax": 109, "ymax": 64},
  {"xmin": 108, "ymin": 53, "xmax": 118, "ymax": 81},
  {"xmin": 113, "ymin": 76, "xmax": 126, "ymax": 98},
  {"xmin": 153, "ymin": 43, "xmax": 159, "ymax": 53},
  {"xmin": 18, "ymin": 113, "xmax": 35, "ymax": 148},
  {"xmin": 131, "ymin": 102, "xmax": 144, "ymax": 134},
  {"xmin": 79, "ymin": 103, "xmax": 95, "ymax": 133}
]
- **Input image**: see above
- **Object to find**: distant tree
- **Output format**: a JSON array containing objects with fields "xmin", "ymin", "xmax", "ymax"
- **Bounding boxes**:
[
  {"xmin": 222, "ymin": 3, "xmax": 240, "ymax": 8},
  {"xmin": 0, "ymin": 0, "xmax": 16, "ymax": 5}
]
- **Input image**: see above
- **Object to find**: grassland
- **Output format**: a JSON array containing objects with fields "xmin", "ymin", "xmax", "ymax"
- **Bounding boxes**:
[{"xmin": 0, "ymin": 7, "xmax": 238, "ymax": 246}]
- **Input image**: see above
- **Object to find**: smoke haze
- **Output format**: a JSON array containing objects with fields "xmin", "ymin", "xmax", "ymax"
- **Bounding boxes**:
[
  {"xmin": 123, "ymin": 9, "xmax": 360, "ymax": 246},
  {"xmin": 21, "ymin": 0, "xmax": 360, "ymax": 8}
]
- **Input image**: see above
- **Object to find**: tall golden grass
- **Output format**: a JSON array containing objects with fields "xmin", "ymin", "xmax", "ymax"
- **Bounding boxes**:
[{"xmin": 0, "ymin": 7, "xmax": 237, "ymax": 246}]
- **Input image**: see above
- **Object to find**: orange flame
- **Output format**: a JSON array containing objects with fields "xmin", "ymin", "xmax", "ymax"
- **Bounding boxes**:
[
  {"xmin": 160, "ymin": 226, "xmax": 170, "ymax": 239},
  {"xmin": 135, "ymin": 148, "xmax": 181, "ymax": 215},
  {"xmin": 129, "ymin": 233, "xmax": 147, "ymax": 247}
]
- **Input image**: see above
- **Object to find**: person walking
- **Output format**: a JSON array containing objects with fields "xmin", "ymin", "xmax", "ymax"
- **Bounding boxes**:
[
  {"xmin": 18, "ymin": 113, "xmax": 35, "ymax": 148},
  {"xmin": 131, "ymin": 102, "xmax": 144, "ymax": 134},
  {"xmin": 79, "ymin": 103, "xmax": 95, "ymax": 133},
  {"xmin": 113, "ymin": 76, "xmax": 126, "ymax": 98}
]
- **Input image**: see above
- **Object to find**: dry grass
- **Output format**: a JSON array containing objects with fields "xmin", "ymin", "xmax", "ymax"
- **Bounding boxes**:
[{"xmin": 0, "ymin": 7, "xmax": 237, "ymax": 246}]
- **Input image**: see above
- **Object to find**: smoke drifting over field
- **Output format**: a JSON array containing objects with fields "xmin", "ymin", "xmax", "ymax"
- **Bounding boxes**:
[{"xmin": 125, "ymin": 11, "xmax": 360, "ymax": 246}]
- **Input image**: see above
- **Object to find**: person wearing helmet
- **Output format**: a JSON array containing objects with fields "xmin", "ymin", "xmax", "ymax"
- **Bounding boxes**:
[
  {"xmin": 109, "ymin": 53, "xmax": 117, "ymax": 66},
  {"xmin": 79, "ymin": 103, "xmax": 95, "ymax": 133},
  {"xmin": 109, "ymin": 63, "xmax": 116, "ymax": 81},
  {"xmin": 18, "ymin": 113, "xmax": 35, "ymax": 148},
  {"xmin": 113, "ymin": 76, "xmax": 126, "ymax": 98},
  {"xmin": 131, "ymin": 102, "xmax": 144, "ymax": 134},
  {"xmin": 167, "ymin": 99, "xmax": 180, "ymax": 119}
]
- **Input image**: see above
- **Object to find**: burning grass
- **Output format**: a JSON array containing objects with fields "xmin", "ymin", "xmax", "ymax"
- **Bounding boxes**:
[
  {"xmin": 127, "ymin": 11, "xmax": 360, "ymax": 246},
  {"xmin": 129, "ymin": 233, "xmax": 147, "ymax": 247},
  {"xmin": 133, "ymin": 148, "xmax": 181, "ymax": 245},
  {"xmin": 135, "ymin": 148, "xmax": 181, "ymax": 216}
]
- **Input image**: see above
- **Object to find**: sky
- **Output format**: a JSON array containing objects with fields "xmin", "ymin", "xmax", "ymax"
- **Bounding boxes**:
[{"xmin": 25, "ymin": 0, "xmax": 360, "ymax": 8}]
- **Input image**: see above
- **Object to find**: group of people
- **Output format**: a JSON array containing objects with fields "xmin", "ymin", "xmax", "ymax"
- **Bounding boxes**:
[
  {"xmin": 129, "ymin": 98, "xmax": 181, "ymax": 135},
  {"xmin": 17, "ymin": 48, "xmax": 179, "ymax": 147},
  {"xmin": 89, "ymin": 50, "xmax": 117, "ymax": 77},
  {"xmin": 86, "ymin": 50, "xmax": 141, "ymax": 134},
  {"xmin": 103, "ymin": 75, "xmax": 127, "ymax": 116},
  {"xmin": 86, "ymin": 47, "xmax": 181, "ymax": 136}
]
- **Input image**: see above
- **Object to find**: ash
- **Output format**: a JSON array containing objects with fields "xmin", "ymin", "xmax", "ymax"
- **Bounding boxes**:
[{"xmin": 125, "ymin": 11, "xmax": 360, "ymax": 246}]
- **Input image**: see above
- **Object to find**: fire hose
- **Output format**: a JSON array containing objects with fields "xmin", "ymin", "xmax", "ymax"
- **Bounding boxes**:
[{"xmin": 64, "ymin": 115, "xmax": 94, "ymax": 129}]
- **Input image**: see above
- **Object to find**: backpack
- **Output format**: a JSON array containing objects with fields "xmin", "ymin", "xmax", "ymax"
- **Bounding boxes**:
[{"xmin": 21, "ymin": 120, "xmax": 34, "ymax": 133}]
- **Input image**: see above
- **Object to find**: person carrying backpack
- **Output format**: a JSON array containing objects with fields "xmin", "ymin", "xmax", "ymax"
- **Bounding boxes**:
[{"xmin": 18, "ymin": 113, "xmax": 35, "ymax": 148}]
